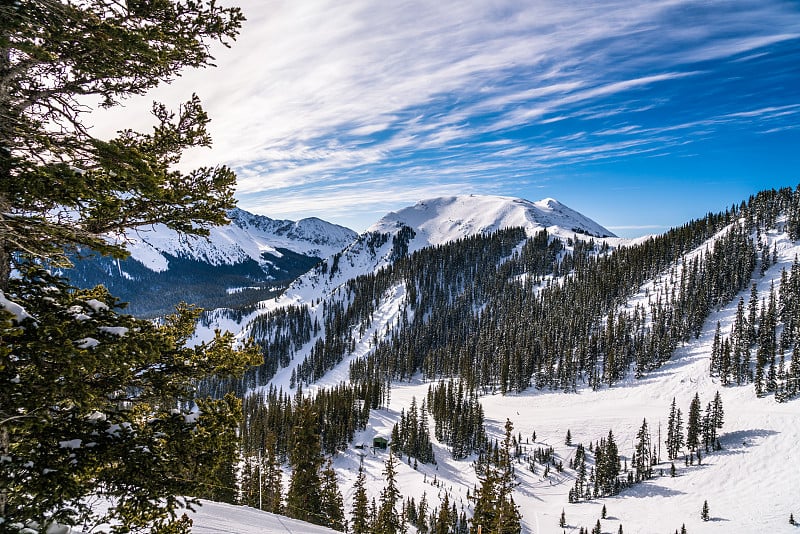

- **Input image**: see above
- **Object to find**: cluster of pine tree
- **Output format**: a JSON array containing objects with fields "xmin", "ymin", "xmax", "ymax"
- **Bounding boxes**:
[
  {"xmin": 427, "ymin": 380, "xmax": 487, "ymax": 459},
  {"xmin": 348, "ymin": 453, "xmax": 415, "ymax": 534},
  {"xmin": 239, "ymin": 381, "xmax": 380, "ymax": 460},
  {"xmin": 470, "ymin": 420, "xmax": 522, "ymax": 534},
  {"xmin": 710, "ymin": 261, "xmax": 800, "ymax": 400},
  {"xmin": 342, "ymin": 196, "xmax": 758, "ymax": 395},
  {"xmin": 390, "ymin": 396, "xmax": 436, "ymax": 464},
  {"xmin": 665, "ymin": 392, "xmax": 724, "ymax": 459}
]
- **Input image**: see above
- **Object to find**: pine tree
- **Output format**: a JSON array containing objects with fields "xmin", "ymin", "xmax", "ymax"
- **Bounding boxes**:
[
  {"xmin": 687, "ymin": 393, "xmax": 702, "ymax": 451},
  {"xmin": 566, "ymin": 429, "xmax": 572, "ymax": 445},
  {"xmin": 602, "ymin": 504, "xmax": 607, "ymax": 519},
  {"xmin": 634, "ymin": 418, "xmax": 652, "ymax": 481},
  {"xmin": 0, "ymin": 1, "xmax": 254, "ymax": 530},
  {"xmin": 712, "ymin": 391, "xmax": 724, "ymax": 436},
  {"xmin": 376, "ymin": 451, "xmax": 403, "ymax": 534},
  {"xmin": 560, "ymin": 509, "xmax": 566, "ymax": 527},
  {"xmin": 470, "ymin": 419, "xmax": 521, "ymax": 534},
  {"xmin": 320, "ymin": 459, "xmax": 347, "ymax": 531},
  {"xmin": 701, "ymin": 500, "xmax": 710, "ymax": 521},
  {"xmin": 1, "ymin": 271, "xmax": 258, "ymax": 532},
  {"xmin": 790, "ymin": 512, "xmax": 795, "ymax": 525},
  {"xmin": 286, "ymin": 398, "xmax": 325, "ymax": 525},
  {"xmin": 666, "ymin": 398, "xmax": 678, "ymax": 459},
  {"xmin": 263, "ymin": 433, "xmax": 285, "ymax": 514},
  {"xmin": 351, "ymin": 460, "xmax": 370, "ymax": 534}
]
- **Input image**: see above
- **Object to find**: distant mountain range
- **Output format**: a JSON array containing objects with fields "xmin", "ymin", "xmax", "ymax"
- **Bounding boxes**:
[
  {"xmin": 67, "ymin": 194, "xmax": 610, "ymax": 317},
  {"xmin": 64, "ymin": 208, "xmax": 357, "ymax": 316}
]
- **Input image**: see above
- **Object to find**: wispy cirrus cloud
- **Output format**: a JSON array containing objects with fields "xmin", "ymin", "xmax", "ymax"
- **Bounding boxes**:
[{"xmin": 88, "ymin": 0, "xmax": 800, "ymax": 232}]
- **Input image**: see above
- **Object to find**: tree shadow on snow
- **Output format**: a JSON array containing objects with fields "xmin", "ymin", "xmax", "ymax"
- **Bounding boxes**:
[
  {"xmin": 715, "ymin": 428, "xmax": 779, "ymax": 456},
  {"xmin": 614, "ymin": 481, "xmax": 686, "ymax": 499}
]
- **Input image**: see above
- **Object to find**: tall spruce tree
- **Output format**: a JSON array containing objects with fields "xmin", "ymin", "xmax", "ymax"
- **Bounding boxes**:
[
  {"xmin": 376, "ymin": 451, "xmax": 403, "ymax": 534},
  {"xmin": 634, "ymin": 418, "xmax": 652, "ymax": 481},
  {"xmin": 687, "ymin": 393, "xmax": 702, "ymax": 451},
  {"xmin": 471, "ymin": 419, "xmax": 521, "ymax": 534},
  {"xmin": 0, "ymin": 1, "xmax": 260, "ymax": 531},
  {"xmin": 286, "ymin": 397, "xmax": 325, "ymax": 525},
  {"xmin": 320, "ymin": 459, "xmax": 347, "ymax": 532},
  {"xmin": 351, "ymin": 459, "xmax": 370, "ymax": 534}
]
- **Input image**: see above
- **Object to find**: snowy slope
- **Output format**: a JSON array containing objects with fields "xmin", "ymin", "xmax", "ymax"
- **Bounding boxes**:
[
  {"xmin": 194, "ymin": 201, "xmax": 800, "ymax": 533},
  {"xmin": 189, "ymin": 501, "xmax": 339, "ymax": 534}
]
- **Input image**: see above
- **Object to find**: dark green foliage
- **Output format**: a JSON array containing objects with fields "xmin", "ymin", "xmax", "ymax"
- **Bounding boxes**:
[
  {"xmin": 351, "ymin": 461, "xmax": 370, "ymax": 534},
  {"xmin": 0, "ymin": 271, "xmax": 258, "ymax": 531},
  {"xmin": 427, "ymin": 380, "xmax": 486, "ymax": 459},
  {"xmin": 595, "ymin": 430, "xmax": 620, "ymax": 497},
  {"xmin": 238, "ymin": 381, "xmax": 377, "ymax": 460},
  {"xmin": 376, "ymin": 452, "xmax": 403, "ymax": 534},
  {"xmin": 687, "ymin": 393, "xmax": 702, "ymax": 451},
  {"xmin": 665, "ymin": 397, "xmax": 684, "ymax": 460},
  {"xmin": 286, "ymin": 398, "xmax": 324, "ymax": 525},
  {"xmin": 701, "ymin": 500, "xmax": 710, "ymax": 521},
  {"xmin": 391, "ymin": 396, "xmax": 435, "ymax": 464},
  {"xmin": 320, "ymin": 459, "xmax": 347, "ymax": 532},
  {"xmin": 240, "ymin": 432, "xmax": 283, "ymax": 513},
  {"xmin": 470, "ymin": 419, "xmax": 521, "ymax": 534},
  {"xmin": 633, "ymin": 419, "xmax": 652, "ymax": 482}
]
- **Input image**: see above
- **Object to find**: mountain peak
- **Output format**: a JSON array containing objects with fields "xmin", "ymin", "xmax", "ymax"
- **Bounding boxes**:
[{"xmin": 369, "ymin": 194, "xmax": 614, "ymax": 249}]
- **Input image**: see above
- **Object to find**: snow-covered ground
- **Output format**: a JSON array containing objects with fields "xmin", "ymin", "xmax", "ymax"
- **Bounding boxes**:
[{"xmin": 189, "ymin": 501, "xmax": 339, "ymax": 534}]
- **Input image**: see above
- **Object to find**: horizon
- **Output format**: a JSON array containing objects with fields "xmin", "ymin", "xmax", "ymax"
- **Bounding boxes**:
[{"xmin": 88, "ymin": 1, "xmax": 800, "ymax": 238}]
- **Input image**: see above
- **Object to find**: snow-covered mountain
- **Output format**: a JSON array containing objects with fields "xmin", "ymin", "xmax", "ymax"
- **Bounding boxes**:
[
  {"xmin": 274, "ymin": 194, "xmax": 615, "ymax": 307},
  {"xmin": 371, "ymin": 194, "xmax": 614, "ymax": 247},
  {"xmin": 118, "ymin": 207, "xmax": 357, "ymax": 273},
  {"xmin": 65, "ymin": 208, "xmax": 357, "ymax": 316}
]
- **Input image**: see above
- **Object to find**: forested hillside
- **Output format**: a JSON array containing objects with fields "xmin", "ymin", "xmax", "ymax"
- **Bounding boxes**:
[{"xmin": 194, "ymin": 186, "xmax": 800, "ymax": 533}]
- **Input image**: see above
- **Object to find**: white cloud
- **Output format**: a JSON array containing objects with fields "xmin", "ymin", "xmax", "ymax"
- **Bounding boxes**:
[{"xmin": 83, "ymin": 0, "xmax": 800, "ymax": 223}]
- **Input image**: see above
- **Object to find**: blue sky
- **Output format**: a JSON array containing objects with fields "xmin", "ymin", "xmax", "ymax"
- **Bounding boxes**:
[{"xmin": 94, "ymin": 0, "xmax": 800, "ymax": 237}]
